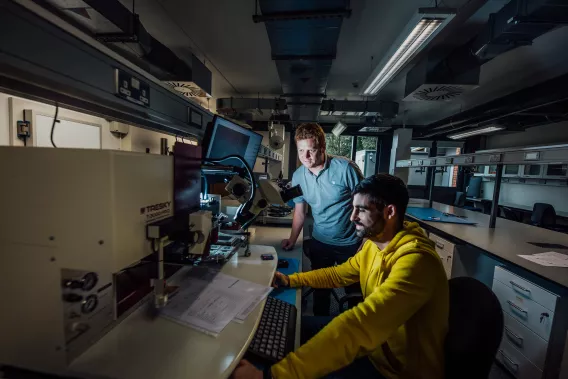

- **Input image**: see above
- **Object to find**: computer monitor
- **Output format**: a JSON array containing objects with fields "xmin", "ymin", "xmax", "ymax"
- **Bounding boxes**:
[
  {"xmin": 204, "ymin": 116, "xmax": 262, "ymax": 169},
  {"xmin": 173, "ymin": 142, "xmax": 202, "ymax": 217}
]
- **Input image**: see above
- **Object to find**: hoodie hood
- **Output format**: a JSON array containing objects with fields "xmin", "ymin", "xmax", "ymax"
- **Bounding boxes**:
[{"xmin": 379, "ymin": 221, "xmax": 437, "ymax": 274}]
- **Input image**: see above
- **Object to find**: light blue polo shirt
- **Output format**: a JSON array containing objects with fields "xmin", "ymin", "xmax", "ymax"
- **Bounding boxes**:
[{"xmin": 292, "ymin": 155, "xmax": 363, "ymax": 246}]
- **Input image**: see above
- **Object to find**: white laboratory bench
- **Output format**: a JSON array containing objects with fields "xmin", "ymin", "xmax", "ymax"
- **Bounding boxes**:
[
  {"xmin": 407, "ymin": 199, "xmax": 568, "ymax": 289},
  {"xmin": 67, "ymin": 230, "xmax": 302, "ymax": 379}
]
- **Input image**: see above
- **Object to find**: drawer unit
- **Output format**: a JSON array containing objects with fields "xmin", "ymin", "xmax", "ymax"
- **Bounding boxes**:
[
  {"xmin": 429, "ymin": 233, "xmax": 454, "ymax": 279},
  {"xmin": 497, "ymin": 339, "xmax": 543, "ymax": 379},
  {"xmin": 494, "ymin": 266, "xmax": 558, "ymax": 312},
  {"xmin": 492, "ymin": 279, "xmax": 554, "ymax": 341},
  {"xmin": 503, "ymin": 312, "xmax": 548, "ymax": 369}
]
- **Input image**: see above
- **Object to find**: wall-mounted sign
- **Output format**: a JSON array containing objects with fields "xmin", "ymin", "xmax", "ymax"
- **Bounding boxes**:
[
  {"xmin": 114, "ymin": 68, "xmax": 150, "ymax": 107},
  {"xmin": 524, "ymin": 152, "xmax": 540, "ymax": 161}
]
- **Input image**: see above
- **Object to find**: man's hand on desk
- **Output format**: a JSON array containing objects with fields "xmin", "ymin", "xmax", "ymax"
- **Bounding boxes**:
[
  {"xmin": 272, "ymin": 271, "xmax": 290, "ymax": 288},
  {"xmin": 231, "ymin": 360, "xmax": 263, "ymax": 379},
  {"xmin": 281, "ymin": 238, "xmax": 296, "ymax": 251}
]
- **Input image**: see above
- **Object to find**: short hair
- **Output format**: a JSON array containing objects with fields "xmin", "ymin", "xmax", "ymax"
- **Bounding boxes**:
[
  {"xmin": 295, "ymin": 123, "xmax": 326, "ymax": 149},
  {"xmin": 352, "ymin": 174, "xmax": 409, "ymax": 226}
]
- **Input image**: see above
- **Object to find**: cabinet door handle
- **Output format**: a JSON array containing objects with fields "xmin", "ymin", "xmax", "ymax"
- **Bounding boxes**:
[
  {"xmin": 499, "ymin": 350, "xmax": 519, "ymax": 374},
  {"xmin": 435, "ymin": 241, "xmax": 444, "ymax": 249},
  {"xmin": 510, "ymin": 281, "xmax": 531, "ymax": 294},
  {"xmin": 504, "ymin": 326, "xmax": 524, "ymax": 347},
  {"xmin": 507, "ymin": 300, "xmax": 528, "ymax": 315}
]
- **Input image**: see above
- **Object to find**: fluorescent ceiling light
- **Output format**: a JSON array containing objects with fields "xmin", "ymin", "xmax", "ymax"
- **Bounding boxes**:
[
  {"xmin": 332, "ymin": 121, "xmax": 348, "ymax": 136},
  {"xmin": 362, "ymin": 8, "xmax": 455, "ymax": 96},
  {"xmin": 448, "ymin": 125, "xmax": 505, "ymax": 140}
]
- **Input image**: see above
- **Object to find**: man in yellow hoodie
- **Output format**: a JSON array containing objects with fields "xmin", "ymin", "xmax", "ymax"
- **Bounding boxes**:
[{"xmin": 233, "ymin": 174, "xmax": 449, "ymax": 379}]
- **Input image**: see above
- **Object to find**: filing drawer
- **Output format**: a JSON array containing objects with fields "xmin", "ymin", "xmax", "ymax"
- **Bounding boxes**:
[
  {"xmin": 429, "ymin": 233, "xmax": 454, "ymax": 279},
  {"xmin": 494, "ymin": 266, "xmax": 558, "ymax": 312},
  {"xmin": 497, "ymin": 339, "xmax": 543, "ymax": 379},
  {"xmin": 503, "ymin": 312, "xmax": 548, "ymax": 369},
  {"xmin": 492, "ymin": 279, "xmax": 554, "ymax": 341}
]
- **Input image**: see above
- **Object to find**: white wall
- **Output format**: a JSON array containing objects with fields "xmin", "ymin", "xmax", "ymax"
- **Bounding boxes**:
[
  {"xmin": 0, "ymin": 92, "xmax": 187, "ymax": 153},
  {"xmin": 482, "ymin": 122, "xmax": 568, "ymax": 212},
  {"xmin": 482, "ymin": 181, "xmax": 568, "ymax": 214},
  {"xmin": 407, "ymin": 153, "xmax": 428, "ymax": 186}
]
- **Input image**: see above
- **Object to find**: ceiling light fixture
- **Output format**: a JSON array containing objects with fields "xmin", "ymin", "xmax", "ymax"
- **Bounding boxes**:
[
  {"xmin": 447, "ymin": 125, "xmax": 505, "ymax": 140},
  {"xmin": 362, "ymin": 8, "xmax": 456, "ymax": 96},
  {"xmin": 332, "ymin": 121, "xmax": 348, "ymax": 136}
]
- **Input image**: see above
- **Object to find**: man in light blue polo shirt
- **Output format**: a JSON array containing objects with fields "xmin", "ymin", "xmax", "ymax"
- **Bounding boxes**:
[{"xmin": 282, "ymin": 123, "xmax": 363, "ymax": 315}]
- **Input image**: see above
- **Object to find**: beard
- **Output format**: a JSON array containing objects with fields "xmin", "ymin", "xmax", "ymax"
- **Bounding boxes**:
[{"xmin": 355, "ymin": 217, "xmax": 385, "ymax": 238}]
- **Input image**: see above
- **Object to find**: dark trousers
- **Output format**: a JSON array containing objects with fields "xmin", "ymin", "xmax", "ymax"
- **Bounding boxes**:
[
  {"xmin": 305, "ymin": 238, "xmax": 361, "ymax": 316},
  {"xmin": 301, "ymin": 316, "xmax": 384, "ymax": 379}
]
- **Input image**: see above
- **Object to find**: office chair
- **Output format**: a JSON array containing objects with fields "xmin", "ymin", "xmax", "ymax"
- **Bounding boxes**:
[
  {"xmin": 453, "ymin": 192, "xmax": 466, "ymax": 207},
  {"xmin": 531, "ymin": 203, "xmax": 557, "ymax": 227},
  {"xmin": 445, "ymin": 277, "xmax": 504, "ymax": 379}
]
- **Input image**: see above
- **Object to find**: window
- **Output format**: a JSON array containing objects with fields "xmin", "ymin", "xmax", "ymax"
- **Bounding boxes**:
[
  {"xmin": 355, "ymin": 136, "xmax": 378, "ymax": 177},
  {"xmin": 325, "ymin": 134, "xmax": 352, "ymax": 158}
]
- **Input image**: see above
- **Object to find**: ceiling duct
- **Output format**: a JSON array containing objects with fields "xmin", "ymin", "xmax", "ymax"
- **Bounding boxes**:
[
  {"xmin": 404, "ymin": 42, "xmax": 480, "ymax": 102},
  {"xmin": 42, "ymin": 0, "xmax": 212, "ymax": 98},
  {"xmin": 255, "ymin": 0, "xmax": 351, "ymax": 122},
  {"xmin": 472, "ymin": 0, "xmax": 568, "ymax": 61},
  {"xmin": 216, "ymin": 97, "xmax": 399, "ymax": 121}
]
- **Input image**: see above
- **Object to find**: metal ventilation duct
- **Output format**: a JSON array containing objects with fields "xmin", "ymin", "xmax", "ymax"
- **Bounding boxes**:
[
  {"xmin": 42, "ymin": 0, "xmax": 212, "ymax": 97},
  {"xmin": 404, "ymin": 43, "xmax": 480, "ymax": 102},
  {"xmin": 255, "ymin": 0, "xmax": 351, "ymax": 122},
  {"xmin": 216, "ymin": 98, "xmax": 399, "ymax": 121},
  {"xmin": 473, "ymin": 0, "xmax": 568, "ymax": 61}
]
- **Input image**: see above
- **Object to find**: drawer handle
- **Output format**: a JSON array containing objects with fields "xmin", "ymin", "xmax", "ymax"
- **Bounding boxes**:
[
  {"xmin": 435, "ymin": 241, "xmax": 444, "ymax": 249},
  {"xmin": 504, "ymin": 327, "xmax": 524, "ymax": 347},
  {"xmin": 507, "ymin": 300, "xmax": 528, "ymax": 315},
  {"xmin": 499, "ymin": 350, "xmax": 519, "ymax": 374},
  {"xmin": 510, "ymin": 281, "xmax": 531, "ymax": 295}
]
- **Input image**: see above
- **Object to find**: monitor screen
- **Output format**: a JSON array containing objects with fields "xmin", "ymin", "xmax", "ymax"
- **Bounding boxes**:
[
  {"xmin": 174, "ymin": 143, "xmax": 202, "ymax": 216},
  {"xmin": 205, "ymin": 116, "xmax": 262, "ymax": 169}
]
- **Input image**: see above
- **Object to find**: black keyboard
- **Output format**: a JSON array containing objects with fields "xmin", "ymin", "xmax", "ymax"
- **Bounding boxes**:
[{"xmin": 246, "ymin": 296, "xmax": 297, "ymax": 363}]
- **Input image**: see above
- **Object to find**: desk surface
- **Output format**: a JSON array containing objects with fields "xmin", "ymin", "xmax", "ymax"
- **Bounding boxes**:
[
  {"xmin": 407, "ymin": 199, "xmax": 568, "ymax": 289},
  {"xmin": 466, "ymin": 197, "xmax": 568, "ymax": 218},
  {"xmin": 69, "ymin": 245, "xmax": 278, "ymax": 379}
]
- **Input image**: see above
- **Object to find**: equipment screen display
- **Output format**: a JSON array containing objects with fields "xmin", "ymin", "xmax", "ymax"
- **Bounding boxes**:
[
  {"xmin": 174, "ymin": 143, "xmax": 202, "ymax": 215},
  {"xmin": 206, "ymin": 116, "xmax": 262, "ymax": 169}
]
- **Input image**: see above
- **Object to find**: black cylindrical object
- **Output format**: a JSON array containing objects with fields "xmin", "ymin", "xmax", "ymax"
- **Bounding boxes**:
[{"xmin": 160, "ymin": 138, "xmax": 168, "ymax": 155}]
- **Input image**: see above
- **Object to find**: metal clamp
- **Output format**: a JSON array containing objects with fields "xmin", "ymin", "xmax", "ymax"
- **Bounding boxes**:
[
  {"xmin": 505, "ymin": 327, "xmax": 524, "ymax": 347},
  {"xmin": 510, "ymin": 280, "xmax": 531, "ymax": 294},
  {"xmin": 507, "ymin": 300, "xmax": 528, "ymax": 315},
  {"xmin": 499, "ymin": 350, "xmax": 519, "ymax": 373}
]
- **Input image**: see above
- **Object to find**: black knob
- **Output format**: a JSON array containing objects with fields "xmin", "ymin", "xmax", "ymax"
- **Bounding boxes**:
[
  {"xmin": 81, "ymin": 272, "xmax": 98, "ymax": 291},
  {"xmin": 63, "ymin": 293, "xmax": 83, "ymax": 303},
  {"xmin": 81, "ymin": 295, "xmax": 98, "ymax": 314}
]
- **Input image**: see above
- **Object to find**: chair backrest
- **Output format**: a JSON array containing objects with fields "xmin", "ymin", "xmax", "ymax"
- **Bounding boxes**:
[
  {"xmin": 466, "ymin": 176, "xmax": 482, "ymax": 198},
  {"xmin": 445, "ymin": 277, "xmax": 504, "ymax": 379},
  {"xmin": 531, "ymin": 203, "xmax": 556, "ymax": 226},
  {"xmin": 454, "ymin": 191, "xmax": 466, "ymax": 207}
]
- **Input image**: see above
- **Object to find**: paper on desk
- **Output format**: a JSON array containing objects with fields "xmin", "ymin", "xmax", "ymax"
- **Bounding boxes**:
[
  {"xmin": 518, "ymin": 252, "xmax": 568, "ymax": 267},
  {"xmin": 161, "ymin": 285, "xmax": 253, "ymax": 336},
  {"xmin": 208, "ymin": 273, "xmax": 273, "ymax": 322}
]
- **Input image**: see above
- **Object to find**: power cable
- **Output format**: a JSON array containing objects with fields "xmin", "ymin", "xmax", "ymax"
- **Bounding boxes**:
[{"xmin": 50, "ymin": 103, "xmax": 59, "ymax": 148}]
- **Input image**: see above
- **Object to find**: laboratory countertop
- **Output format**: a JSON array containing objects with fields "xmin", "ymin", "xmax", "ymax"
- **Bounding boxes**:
[
  {"xmin": 69, "ymin": 244, "xmax": 279, "ymax": 379},
  {"xmin": 407, "ymin": 199, "xmax": 568, "ymax": 289}
]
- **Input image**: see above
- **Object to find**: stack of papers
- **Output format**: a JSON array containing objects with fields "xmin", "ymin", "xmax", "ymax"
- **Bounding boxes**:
[
  {"xmin": 160, "ymin": 269, "xmax": 272, "ymax": 336},
  {"xmin": 518, "ymin": 251, "xmax": 568, "ymax": 267}
]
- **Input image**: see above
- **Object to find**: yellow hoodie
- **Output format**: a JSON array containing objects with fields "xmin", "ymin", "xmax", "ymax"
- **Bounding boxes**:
[{"xmin": 271, "ymin": 222, "xmax": 449, "ymax": 379}]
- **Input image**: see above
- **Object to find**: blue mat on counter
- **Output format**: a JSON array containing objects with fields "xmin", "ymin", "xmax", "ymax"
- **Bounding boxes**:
[
  {"xmin": 406, "ymin": 207, "xmax": 477, "ymax": 225},
  {"xmin": 270, "ymin": 257, "xmax": 299, "ymax": 306}
]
